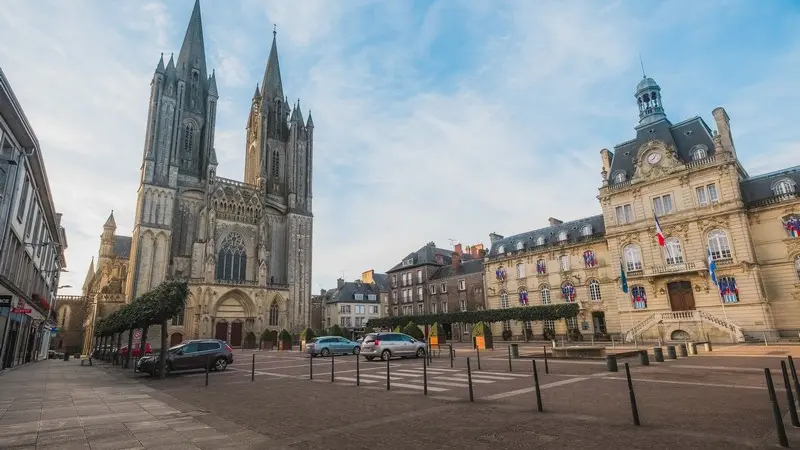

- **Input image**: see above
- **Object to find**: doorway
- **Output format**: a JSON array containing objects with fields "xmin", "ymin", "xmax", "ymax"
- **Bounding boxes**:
[
  {"xmin": 230, "ymin": 322, "xmax": 243, "ymax": 347},
  {"xmin": 214, "ymin": 321, "xmax": 229, "ymax": 342},
  {"xmin": 667, "ymin": 281, "xmax": 696, "ymax": 311},
  {"xmin": 170, "ymin": 333, "xmax": 183, "ymax": 347},
  {"xmin": 592, "ymin": 312, "xmax": 607, "ymax": 334}
]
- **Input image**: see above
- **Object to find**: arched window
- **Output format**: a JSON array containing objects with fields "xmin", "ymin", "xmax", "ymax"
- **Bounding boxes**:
[
  {"xmin": 664, "ymin": 237, "xmax": 684, "ymax": 265},
  {"xmin": 631, "ymin": 286, "xmax": 647, "ymax": 309},
  {"xmin": 583, "ymin": 250, "xmax": 597, "ymax": 268},
  {"xmin": 515, "ymin": 241, "xmax": 524, "ymax": 251},
  {"xmin": 536, "ymin": 258, "xmax": 547, "ymax": 274},
  {"xmin": 269, "ymin": 300, "xmax": 279, "ymax": 326},
  {"xmin": 516, "ymin": 263, "xmax": 526, "ymax": 278},
  {"xmin": 540, "ymin": 285, "xmax": 551, "ymax": 305},
  {"xmin": 783, "ymin": 216, "xmax": 800, "ymax": 238},
  {"xmin": 623, "ymin": 244, "xmax": 643, "ymax": 271},
  {"xmin": 183, "ymin": 124, "xmax": 194, "ymax": 154},
  {"xmin": 495, "ymin": 266, "xmax": 507, "ymax": 281},
  {"xmin": 773, "ymin": 179, "xmax": 796, "ymax": 196},
  {"xmin": 708, "ymin": 229, "xmax": 732, "ymax": 260},
  {"xmin": 581, "ymin": 225, "xmax": 592, "ymax": 236},
  {"xmin": 561, "ymin": 282, "xmax": 576, "ymax": 302},
  {"xmin": 497, "ymin": 245, "xmax": 505, "ymax": 254},
  {"xmin": 691, "ymin": 145, "xmax": 707, "ymax": 161},
  {"xmin": 271, "ymin": 150, "xmax": 280, "ymax": 178},
  {"xmin": 559, "ymin": 255, "xmax": 570, "ymax": 271},
  {"xmin": 558, "ymin": 231, "xmax": 568, "ymax": 242},
  {"xmin": 536, "ymin": 236, "xmax": 545, "ymax": 246},
  {"xmin": 518, "ymin": 287, "xmax": 529, "ymax": 306},
  {"xmin": 589, "ymin": 280, "xmax": 601, "ymax": 301},
  {"xmin": 613, "ymin": 172, "xmax": 626, "ymax": 183},
  {"xmin": 718, "ymin": 276, "xmax": 739, "ymax": 303},
  {"xmin": 500, "ymin": 291, "xmax": 509, "ymax": 308},
  {"xmin": 216, "ymin": 232, "xmax": 247, "ymax": 282}
]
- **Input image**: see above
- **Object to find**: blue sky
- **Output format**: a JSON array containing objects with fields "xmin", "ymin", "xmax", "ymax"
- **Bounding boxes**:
[{"xmin": 1, "ymin": 0, "xmax": 798, "ymax": 295}]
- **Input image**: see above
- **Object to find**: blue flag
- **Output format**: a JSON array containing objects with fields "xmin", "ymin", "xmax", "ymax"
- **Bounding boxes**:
[
  {"xmin": 707, "ymin": 247, "xmax": 718, "ymax": 287},
  {"xmin": 620, "ymin": 262, "xmax": 629, "ymax": 294}
]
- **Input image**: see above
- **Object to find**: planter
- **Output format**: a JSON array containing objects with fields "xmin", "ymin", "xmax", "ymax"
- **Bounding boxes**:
[
  {"xmin": 279, "ymin": 341, "xmax": 292, "ymax": 351},
  {"xmin": 474, "ymin": 335, "xmax": 494, "ymax": 350}
]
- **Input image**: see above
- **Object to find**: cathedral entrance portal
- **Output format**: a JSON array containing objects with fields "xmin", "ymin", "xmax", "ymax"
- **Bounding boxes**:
[
  {"xmin": 215, "ymin": 321, "xmax": 228, "ymax": 342},
  {"xmin": 230, "ymin": 322, "xmax": 243, "ymax": 347},
  {"xmin": 211, "ymin": 290, "xmax": 256, "ymax": 347}
]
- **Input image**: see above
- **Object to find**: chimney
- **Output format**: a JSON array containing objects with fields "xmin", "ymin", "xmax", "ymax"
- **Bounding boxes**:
[
  {"xmin": 361, "ymin": 269, "xmax": 374, "ymax": 284},
  {"xmin": 712, "ymin": 107, "xmax": 737, "ymax": 158},
  {"xmin": 337, "ymin": 278, "xmax": 344, "ymax": 289},
  {"xmin": 489, "ymin": 233, "xmax": 504, "ymax": 243},
  {"xmin": 451, "ymin": 252, "xmax": 462, "ymax": 271},
  {"xmin": 454, "ymin": 243, "xmax": 463, "ymax": 255},
  {"xmin": 548, "ymin": 217, "xmax": 563, "ymax": 226},
  {"xmin": 320, "ymin": 289, "xmax": 326, "ymax": 295}
]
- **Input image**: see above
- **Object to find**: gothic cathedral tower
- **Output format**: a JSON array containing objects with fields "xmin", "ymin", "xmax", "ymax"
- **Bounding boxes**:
[{"xmin": 126, "ymin": 0, "xmax": 219, "ymax": 301}]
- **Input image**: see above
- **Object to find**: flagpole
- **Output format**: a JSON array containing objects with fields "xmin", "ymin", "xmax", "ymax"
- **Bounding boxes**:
[
  {"xmin": 628, "ymin": 297, "xmax": 637, "ymax": 348},
  {"xmin": 718, "ymin": 288, "xmax": 734, "ymax": 343}
]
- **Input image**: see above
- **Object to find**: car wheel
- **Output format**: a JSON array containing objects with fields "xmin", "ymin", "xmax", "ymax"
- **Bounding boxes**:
[
  {"xmin": 353, "ymin": 346, "xmax": 360, "ymax": 355},
  {"xmin": 320, "ymin": 348, "xmax": 330, "ymax": 357},
  {"xmin": 365, "ymin": 356, "xmax": 374, "ymax": 361},
  {"xmin": 214, "ymin": 357, "xmax": 227, "ymax": 371},
  {"xmin": 416, "ymin": 348, "xmax": 425, "ymax": 358},
  {"xmin": 381, "ymin": 350, "xmax": 391, "ymax": 361}
]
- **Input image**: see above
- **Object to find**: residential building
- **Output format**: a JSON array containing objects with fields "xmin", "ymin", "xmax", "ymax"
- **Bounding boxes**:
[
  {"xmin": 360, "ymin": 269, "xmax": 390, "ymax": 316},
  {"xmin": 386, "ymin": 242, "xmax": 456, "ymax": 318},
  {"xmin": 0, "ymin": 66, "xmax": 68, "ymax": 369},
  {"xmin": 321, "ymin": 278, "xmax": 383, "ymax": 333},
  {"xmin": 485, "ymin": 74, "xmax": 800, "ymax": 343},
  {"xmin": 428, "ymin": 243, "xmax": 486, "ymax": 340}
]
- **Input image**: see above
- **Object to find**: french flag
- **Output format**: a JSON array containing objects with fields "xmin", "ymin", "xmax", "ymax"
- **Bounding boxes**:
[{"xmin": 654, "ymin": 213, "xmax": 665, "ymax": 247}]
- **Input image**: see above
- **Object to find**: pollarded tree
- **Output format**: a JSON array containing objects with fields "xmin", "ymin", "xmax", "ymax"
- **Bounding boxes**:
[{"xmin": 149, "ymin": 280, "xmax": 189, "ymax": 378}]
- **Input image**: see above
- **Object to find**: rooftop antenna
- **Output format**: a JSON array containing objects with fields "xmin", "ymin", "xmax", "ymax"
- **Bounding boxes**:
[
  {"xmin": 639, "ymin": 54, "xmax": 646, "ymax": 78},
  {"xmin": 448, "ymin": 238, "xmax": 458, "ymax": 246}
]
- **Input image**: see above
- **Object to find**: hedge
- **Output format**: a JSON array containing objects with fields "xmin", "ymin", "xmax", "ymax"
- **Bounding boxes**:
[{"xmin": 366, "ymin": 303, "xmax": 579, "ymax": 329}]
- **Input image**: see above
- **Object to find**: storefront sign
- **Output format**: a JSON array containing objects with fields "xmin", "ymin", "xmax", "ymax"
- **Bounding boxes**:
[
  {"xmin": 0, "ymin": 295, "xmax": 11, "ymax": 308},
  {"xmin": 11, "ymin": 298, "xmax": 31, "ymax": 315}
]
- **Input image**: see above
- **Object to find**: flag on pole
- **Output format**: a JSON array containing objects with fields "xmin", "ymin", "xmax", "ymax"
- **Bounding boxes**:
[
  {"xmin": 620, "ymin": 262, "xmax": 629, "ymax": 294},
  {"xmin": 654, "ymin": 213, "xmax": 665, "ymax": 247},
  {"xmin": 707, "ymin": 247, "xmax": 718, "ymax": 286}
]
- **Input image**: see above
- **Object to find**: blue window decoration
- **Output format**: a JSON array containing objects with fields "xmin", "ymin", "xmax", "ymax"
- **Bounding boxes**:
[
  {"xmin": 561, "ymin": 283, "xmax": 576, "ymax": 302},
  {"xmin": 784, "ymin": 216, "xmax": 800, "ymax": 238},
  {"xmin": 536, "ymin": 259, "xmax": 546, "ymax": 274},
  {"xmin": 583, "ymin": 250, "xmax": 597, "ymax": 268},
  {"xmin": 631, "ymin": 286, "xmax": 647, "ymax": 309},
  {"xmin": 519, "ymin": 289, "xmax": 529, "ymax": 306},
  {"xmin": 495, "ymin": 267, "xmax": 507, "ymax": 281}
]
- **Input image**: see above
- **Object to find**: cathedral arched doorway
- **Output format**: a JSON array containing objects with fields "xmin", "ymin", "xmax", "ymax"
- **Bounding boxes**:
[
  {"xmin": 244, "ymin": 332, "xmax": 256, "ymax": 349},
  {"xmin": 215, "ymin": 321, "xmax": 228, "ymax": 342},
  {"xmin": 170, "ymin": 333, "xmax": 184, "ymax": 347},
  {"xmin": 230, "ymin": 320, "xmax": 243, "ymax": 347},
  {"xmin": 212, "ymin": 290, "xmax": 256, "ymax": 347}
]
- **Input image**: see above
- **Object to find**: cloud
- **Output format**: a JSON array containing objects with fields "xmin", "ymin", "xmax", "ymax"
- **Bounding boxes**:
[{"xmin": 1, "ymin": 0, "xmax": 798, "ymax": 298}]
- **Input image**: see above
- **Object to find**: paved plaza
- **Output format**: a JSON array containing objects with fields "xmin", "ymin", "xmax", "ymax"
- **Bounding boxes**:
[{"xmin": 4, "ymin": 344, "xmax": 800, "ymax": 449}]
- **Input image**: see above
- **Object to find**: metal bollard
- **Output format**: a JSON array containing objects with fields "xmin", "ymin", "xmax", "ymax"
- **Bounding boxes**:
[
  {"xmin": 765, "ymin": 368, "xmax": 790, "ymax": 447},
  {"xmin": 678, "ymin": 344, "xmax": 688, "ymax": 357},
  {"xmin": 309, "ymin": 355, "xmax": 313, "ymax": 380},
  {"xmin": 532, "ymin": 360, "xmax": 542, "ymax": 412},
  {"xmin": 639, "ymin": 350, "xmax": 649, "ymax": 366},
  {"xmin": 251, "ymin": 354, "xmax": 255, "ymax": 382},
  {"xmin": 466, "ymin": 357, "xmax": 474, "ymax": 402},
  {"xmin": 543, "ymin": 346, "xmax": 549, "ymax": 374},
  {"xmin": 606, "ymin": 355, "xmax": 618, "ymax": 372},
  {"xmin": 386, "ymin": 356, "xmax": 390, "ymax": 391},
  {"xmin": 205, "ymin": 356, "xmax": 209, "ymax": 387},
  {"xmin": 666, "ymin": 345, "xmax": 677, "ymax": 359},
  {"xmin": 423, "ymin": 352, "xmax": 428, "ymax": 395},
  {"xmin": 476, "ymin": 346, "xmax": 481, "ymax": 371},
  {"xmin": 625, "ymin": 363, "xmax": 640, "ymax": 426},
  {"xmin": 688, "ymin": 343, "xmax": 698, "ymax": 355},
  {"xmin": 781, "ymin": 361, "xmax": 800, "ymax": 427},
  {"xmin": 356, "ymin": 354, "xmax": 360, "ymax": 386},
  {"xmin": 507, "ymin": 345, "xmax": 513, "ymax": 372},
  {"xmin": 704, "ymin": 341, "xmax": 713, "ymax": 352},
  {"xmin": 449, "ymin": 344, "xmax": 454, "ymax": 368},
  {"xmin": 789, "ymin": 356, "xmax": 800, "ymax": 407},
  {"xmin": 653, "ymin": 347, "xmax": 664, "ymax": 362},
  {"xmin": 331, "ymin": 354, "xmax": 335, "ymax": 383}
]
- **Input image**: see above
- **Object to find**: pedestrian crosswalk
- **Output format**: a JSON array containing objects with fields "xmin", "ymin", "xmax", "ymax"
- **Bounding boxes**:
[{"xmin": 311, "ymin": 366, "xmax": 531, "ymax": 394}]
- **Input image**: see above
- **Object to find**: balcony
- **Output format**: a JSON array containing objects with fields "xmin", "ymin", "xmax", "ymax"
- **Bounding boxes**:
[{"xmin": 626, "ymin": 260, "xmax": 707, "ymax": 279}]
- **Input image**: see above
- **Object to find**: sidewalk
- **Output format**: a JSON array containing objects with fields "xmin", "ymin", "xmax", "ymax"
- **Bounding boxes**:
[{"xmin": 0, "ymin": 359, "xmax": 263, "ymax": 449}]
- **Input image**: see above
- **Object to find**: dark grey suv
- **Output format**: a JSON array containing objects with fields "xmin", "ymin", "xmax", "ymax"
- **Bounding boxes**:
[{"xmin": 136, "ymin": 339, "xmax": 234, "ymax": 374}]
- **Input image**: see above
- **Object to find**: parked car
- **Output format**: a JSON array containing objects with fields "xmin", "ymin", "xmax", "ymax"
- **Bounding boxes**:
[
  {"xmin": 360, "ymin": 332, "xmax": 426, "ymax": 361},
  {"xmin": 119, "ymin": 342, "xmax": 153, "ymax": 358},
  {"xmin": 136, "ymin": 339, "xmax": 233, "ymax": 374},
  {"xmin": 305, "ymin": 336, "xmax": 361, "ymax": 357}
]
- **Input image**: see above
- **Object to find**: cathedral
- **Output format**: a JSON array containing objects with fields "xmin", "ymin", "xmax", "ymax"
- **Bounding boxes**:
[{"xmin": 77, "ymin": 0, "xmax": 314, "ymax": 347}]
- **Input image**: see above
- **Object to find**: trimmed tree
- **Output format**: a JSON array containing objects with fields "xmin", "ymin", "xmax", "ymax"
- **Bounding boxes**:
[
  {"xmin": 300, "ymin": 328, "xmax": 316, "ymax": 351},
  {"xmin": 363, "ymin": 326, "xmax": 375, "ymax": 335},
  {"xmin": 471, "ymin": 321, "xmax": 494, "ymax": 349},
  {"xmin": 402, "ymin": 321, "xmax": 424, "ymax": 341},
  {"xmin": 328, "ymin": 324, "xmax": 344, "ymax": 337},
  {"xmin": 367, "ymin": 303, "xmax": 579, "ymax": 329},
  {"xmin": 150, "ymin": 280, "xmax": 189, "ymax": 378},
  {"xmin": 429, "ymin": 322, "xmax": 445, "ymax": 345}
]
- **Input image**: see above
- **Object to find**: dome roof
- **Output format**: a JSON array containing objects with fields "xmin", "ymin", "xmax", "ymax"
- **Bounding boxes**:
[{"xmin": 636, "ymin": 77, "xmax": 660, "ymax": 93}]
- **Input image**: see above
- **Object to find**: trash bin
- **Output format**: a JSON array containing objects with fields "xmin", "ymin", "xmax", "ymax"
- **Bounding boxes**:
[
  {"xmin": 63, "ymin": 352, "xmax": 70, "ymax": 361},
  {"xmin": 510, "ymin": 343, "xmax": 519, "ymax": 358}
]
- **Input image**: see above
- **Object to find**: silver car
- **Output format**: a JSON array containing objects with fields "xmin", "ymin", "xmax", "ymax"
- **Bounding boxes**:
[{"xmin": 360, "ymin": 332, "xmax": 426, "ymax": 361}]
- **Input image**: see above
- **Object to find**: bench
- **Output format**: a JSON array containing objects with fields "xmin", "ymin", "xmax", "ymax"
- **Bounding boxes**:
[{"xmin": 551, "ymin": 346, "xmax": 607, "ymax": 359}]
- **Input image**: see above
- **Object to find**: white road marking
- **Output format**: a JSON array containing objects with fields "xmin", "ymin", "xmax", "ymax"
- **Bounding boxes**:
[
  {"xmin": 482, "ymin": 376, "xmax": 594, "ymax": 400},
  {"xmin": 600, "ymin": 376, "xmax": 782, "ymax": 391},
  {"xmin": 387, "ymin": 382, "xmax": 448, "ymax": 392}
]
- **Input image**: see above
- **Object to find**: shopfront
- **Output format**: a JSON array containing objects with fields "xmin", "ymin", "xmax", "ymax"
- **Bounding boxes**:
[{"xmin": 0, "ymin": 295, "xmax": 48, "ymax": 369}]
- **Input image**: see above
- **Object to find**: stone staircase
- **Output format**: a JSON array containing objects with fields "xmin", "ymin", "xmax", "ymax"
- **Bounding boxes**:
[{"xmin": 624, "ymin": 310, "xmax": 744, "ymax": 343}]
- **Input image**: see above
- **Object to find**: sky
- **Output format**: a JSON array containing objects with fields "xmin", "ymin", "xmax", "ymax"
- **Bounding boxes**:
[{"xmin": 1, "ymin": 0, "xmax": 799, "ymax": 296}]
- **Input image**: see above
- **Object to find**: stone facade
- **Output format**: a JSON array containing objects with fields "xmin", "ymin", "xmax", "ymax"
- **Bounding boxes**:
[{"xmin": 484, "ymin": 76, "xmax": 800, "ymax": 343}]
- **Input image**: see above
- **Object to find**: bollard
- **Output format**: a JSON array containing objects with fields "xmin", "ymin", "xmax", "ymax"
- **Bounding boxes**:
[
  {"xmin": 765, "ymin": 368, "xmax": 790, "ymax": 447},
  {"xmin": 653, "ymin": 347, "xmax": 664, "ymax": 362},
  {"xmin": 331, "ymin": 354, "xmax": 335, "ymax": 383},
  {"xmin": 688, "ymin": 343, "xmax": 698, "ymax": 355},
  {"xmin": 543, "ymin": 347, "xmax": 549, "ymax": 374},
  {"xmin": 532, "ymin": 360, "xmax": 543, "ymax": 412},
  {"xmin": 789, "ymin": 356, "xmax": 800, "ymax": 406},
  {"xmin": 356, "ymin": 354, "xmax": 360, "ymax": 386},
  {"xmin": 466, "ymin": 357, "xmax": 474, "ymax": 402},
  {"xmin": 476, "ymin": 346, "xmax": 481, "ymax": 370},
  {"xmin": 423, "ymin": 352, "xmax": 428, "ymax": 395},
  {"xmin": 704, "ymin": 341, "xmax": 713, "ymax": 352},
  {"xmin": 386, "ymin": 356, "xmax": 391, "ymax": 391},
  {"xmin": 639, "ymin": 350, "xmax": 649, "ymax": 366},
  {"xmin": 782, "ymin": 361, "xmax": 800, "ymax": 427},
  {"xmin": 606, "ymin": 355, "xmax": 618, "ymax": 372},
  {"xmin": 251, "ymin": 354, "xmax": 255, "ymax": 382},
  {"xmin": 449, "ymin": 344, "xmax": 454, "ymax": 369},
  {"xmin": 678, "ymin": 344, "xmax": 688, "ymax": 357},
  {"xmin": 205, "ymin": 356, "xmax": 209, "ymax": 387},
  {"xmin": 666, "ymin": 345, "xmax": 677, "ymax": 359},
  {"xmin": 625, "ymin": 363, "xmax": 641, "ymax": 426},
  {"xmin": 309, "ymin": 355, "xmax": 313, "ymax": 380},
  {"xmin": 507, "ymin": 346, "xmax": 513, "ymax": 373}
]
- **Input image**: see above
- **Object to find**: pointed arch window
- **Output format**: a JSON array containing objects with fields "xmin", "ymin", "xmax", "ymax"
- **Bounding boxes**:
[
  {"xmin": 216, "ymin": 232, "xmax": 247, "ymax": 282},
  {"xmin": 783, "ymin": 216, "xmax": 800, "ymax": 238},
  {"xmin": 623, "ymin": 244, "xmax": 643, "ymax": 271},
  {"xmin": 271, "ymin": 150, "xmax": 280, "ymax": 178},
  {"xmin": 708, "ymin": 229, "xmax": 732, "ymax": 260},
  {"xmin": 269, "ymin": 300, "xmax": 279, "ymax": 326},
  {"xmin": 540, "ymin": 285, "xmax": 551, "ymax": 305},
  {"xmin": 183, "ymin": 124, "xmax": 194, "ymax": 154},
  {"xmin": 589, "ymin": 280, "xmax": 601, "ymax": 301},
  {"xmin": 500, "ymin": 291, "xmax": 509, "ymax": 309},
  {"xmin": 664, "ymin": 237, "xmax": 684, "ymax": 265}
]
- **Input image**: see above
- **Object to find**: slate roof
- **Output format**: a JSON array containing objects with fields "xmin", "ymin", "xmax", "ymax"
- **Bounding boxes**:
[
  {"xmin": 430, "ymin": 259, "xmax": 484, "ymax": 281},
  {"xmin": 387, "ymin": 243, "xmax": 454, "ymax": 272},
  {"xmin": 487, "ymin": 215, "xmax": 606, "ymax": 258},
  {"xmin": 114, "ymin": 236, "xmax": 132, "ymax": 259},
  {"xmin": 323, "ymin": 281, "xmax": 382, "ymax": 305},
  {"xmin": 371, "ymin": 273, "xmax": 389, "ymax": 293},
  {"xmin": 608, "ymin": 116, "xmax": 716, "ymax": 186},
  {"xmin": 740, "ymin": 165, "xmax": 800, "ymax": 206}
]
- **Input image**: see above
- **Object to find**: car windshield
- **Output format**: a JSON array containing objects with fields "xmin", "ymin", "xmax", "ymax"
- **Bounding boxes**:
[
  {"xmin": 363, "ymin": 334, "xmax": 378, "ymax": 343},
  {"xmin": 168, "ymin": 345, "xmax": 184, "ymax": 354}
]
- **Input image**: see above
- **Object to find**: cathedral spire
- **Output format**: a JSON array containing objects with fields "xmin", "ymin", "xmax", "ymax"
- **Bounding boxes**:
[
  {"xmin": 104, "ymin": 210, "xmax": 116, "ymax": 229},
  {"xmin": 261, "ymin": 25, "xmax": 284, "ymax": 101},
  {"xmin": 176, "ymin": 0, "xmax": 207, "ymax": 81},
  {"xmin": 82, "ymin": 257, "xmax": 95, "ymax": 292},
  {"xmin": 155, "ymin": 53, "xmax": 165, "ymax": 73}
]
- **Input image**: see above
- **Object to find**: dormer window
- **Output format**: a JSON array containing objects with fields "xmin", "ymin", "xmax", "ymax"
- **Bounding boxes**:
[
  {"xmin": 354, "ymin": 293, "xmax": 364, "ymax": 300},
  {"xmin": 536, "ymin": 236, "xmax": 545, "ymax": 246},
  {"xmin": 515, "ymin": 241, "xmax": 524, "ymax": 251},
  {"xmin": 404, "ymin": 258, "xmax": 414, "ymax": 266},
  {"xmin": 773, "ymin": 178, "xmax": 796, "ymax": 196},
  {"xmin": 581, "ymin": 225, "xmax": 592, "ymax": 236},
  {"xmin": 613, "ymin": 171, "xmax": 626, "ymax": 183},
  {"xmin": 558, "ymin": 231, "xmax": 568, "ymax": 242},
  {"xmin": 690, "ymin": 144, "xmax": 708, "ymax": 161},
  {"xmin": 367, "ymin": 294, "xmax": 377, "ymax": 301},
  {"xmin": 497, "ymin": 245, "xmax": 505, "ymax": 254}
]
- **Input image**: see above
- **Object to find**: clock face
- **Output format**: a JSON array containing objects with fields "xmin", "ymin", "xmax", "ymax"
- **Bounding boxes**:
[{"xmin": 647, "ymin": 152, "xmax": 662, "ymax": 164}]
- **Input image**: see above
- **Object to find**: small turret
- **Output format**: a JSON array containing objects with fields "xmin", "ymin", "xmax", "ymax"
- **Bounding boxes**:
[
  {"xmin": 155, "ymin": 53, "xmax": 165, "ymax": 73},
  {"xmin": 208, "ymin": 69, "xmax": 218, "ymax": 98},
  {"xmin": 306, "ymin": 110, "xmax": 314, "ymax": 129}
]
